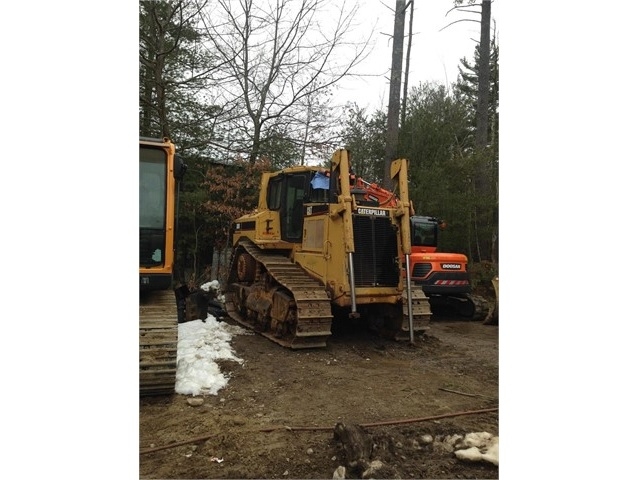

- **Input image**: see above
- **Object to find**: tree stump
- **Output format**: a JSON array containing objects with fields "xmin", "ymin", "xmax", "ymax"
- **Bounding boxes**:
[{"xmin": 333, "ymin": 423, "xmax": 373, "ymax": 473}]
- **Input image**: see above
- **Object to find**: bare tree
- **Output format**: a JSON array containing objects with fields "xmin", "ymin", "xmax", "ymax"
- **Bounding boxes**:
[
  {"xmin": 199, "ymin": 0, "xmax": 373, "ymax": 164},
  {"xmin": 297, "ymin": 84, "xmax": 334, "ymax": 165}
]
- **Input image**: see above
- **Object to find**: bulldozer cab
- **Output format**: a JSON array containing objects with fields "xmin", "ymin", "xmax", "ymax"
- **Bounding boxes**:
[
  {"xmin": 266, "ymin": 169, "xmax": 331, "ymax": 243},
  {"xmin": 267, "ymin": 172, "xmax": 306, "ymax": 242}
]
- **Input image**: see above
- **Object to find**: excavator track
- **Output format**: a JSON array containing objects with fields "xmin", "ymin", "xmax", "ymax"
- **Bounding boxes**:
[
  {"xmin": 226, "ymin": 241, "xmax": 333, "ymax": 349},
  {"xmin": 139, "ymin": 289, "xmax": 178, "ymax": 395}
]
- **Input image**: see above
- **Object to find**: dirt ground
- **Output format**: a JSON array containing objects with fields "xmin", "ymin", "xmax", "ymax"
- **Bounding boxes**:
[{"xmin": 140, "ymin": 314, "xmax": 499, "ymax": 479}]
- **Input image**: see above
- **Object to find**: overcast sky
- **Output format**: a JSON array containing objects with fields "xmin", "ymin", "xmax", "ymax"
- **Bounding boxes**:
[{"xmin": 333, "ymin": 0, "xmax": 499, "ymax": 110}]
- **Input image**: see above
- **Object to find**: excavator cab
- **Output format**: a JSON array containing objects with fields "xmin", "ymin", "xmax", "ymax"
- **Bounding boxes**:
[
  {"xmin": 139, "ymin": 137, "xmax": 186, "ymax": 290},
  {"xmin": 410, "ymin": 216, "xmax": 439, "ymax": 250}
]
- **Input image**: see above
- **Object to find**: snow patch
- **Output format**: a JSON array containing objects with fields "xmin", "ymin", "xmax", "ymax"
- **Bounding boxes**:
[
  {"xmin": 453, "ymin": 432, "xmax": 499, "ymax": 466},
  {"xmin": 175, "ymin": 315, "xmax": 248, "ymax": 396}
]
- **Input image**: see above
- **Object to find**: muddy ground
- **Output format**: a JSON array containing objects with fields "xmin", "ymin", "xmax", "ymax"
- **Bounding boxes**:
[{"xmin": 140, "ymin": 315, "xmax": 498, "ymax": 479}]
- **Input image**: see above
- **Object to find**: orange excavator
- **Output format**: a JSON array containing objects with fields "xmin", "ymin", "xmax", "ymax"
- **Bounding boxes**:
[{"xmin": 350, "ymin": 177, "xmax": 487, "ymax": 319}]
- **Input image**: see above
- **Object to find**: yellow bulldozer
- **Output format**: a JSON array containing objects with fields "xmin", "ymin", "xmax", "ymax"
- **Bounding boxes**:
[{"xmin": 225, "ymin": 149, "xmax": 431, "ymax": 348}]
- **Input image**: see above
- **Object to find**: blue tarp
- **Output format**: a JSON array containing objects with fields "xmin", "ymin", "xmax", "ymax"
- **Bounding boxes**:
[{"xmin": 310, "ymin": 172, "xmax": 330, "ymax": 190}]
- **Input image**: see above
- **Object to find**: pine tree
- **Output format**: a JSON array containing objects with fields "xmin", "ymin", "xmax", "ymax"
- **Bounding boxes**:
[{"xmin": 455, "ymin": 33, "xmax": 499, "ymax": 264}]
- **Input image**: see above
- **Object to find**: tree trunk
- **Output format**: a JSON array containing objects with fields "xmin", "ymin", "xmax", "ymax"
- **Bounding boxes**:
[
  {"xmin": 383, "ymin": 0, "xmax": 406, "ymax": 189},
  {"xmin": 475, "ymin": 0, "xmax": 491, "ymax": 149},
  {"xmin": 154, "ymin": 55, "xmax": 170, "ymax": 139},
  {"xmin": 491, "ymin": 203, "xmax": 498, "ymax": 264},
  {"xmin": 249, "ymin": 120, "xmax": 262, "ymax": 164},
  {"xmin": 472, "ymin": 0, "xmax": 492, "ymax": 262},
  {"xmin": 401, "ymin": 0, "xmax": 414, "ymax": 126}
]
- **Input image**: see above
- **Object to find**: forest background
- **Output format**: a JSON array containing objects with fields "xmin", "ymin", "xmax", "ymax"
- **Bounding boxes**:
[{"xmin": 138, "ymin": 0, "xmax": 499, "ymax": 289}]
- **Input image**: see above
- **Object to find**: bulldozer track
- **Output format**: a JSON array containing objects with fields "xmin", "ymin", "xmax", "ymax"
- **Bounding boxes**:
[
  {"xmin": 140, "ymin": 290, "xmax": 178, "ymax": 395},
  {"xmin": 226, "ymin": 241, "xmax": 431, "ymax": 347},
  {"xmin": 226, "ymin": 241, "xmax": 333, "ymax": 349},
  {"xmin": 397, "ymin": 285, "xmax": 432, "ymax": 339},
  {"xmin": 368, "ymin": 282, "xmax": 432, "ymax": 341}
]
